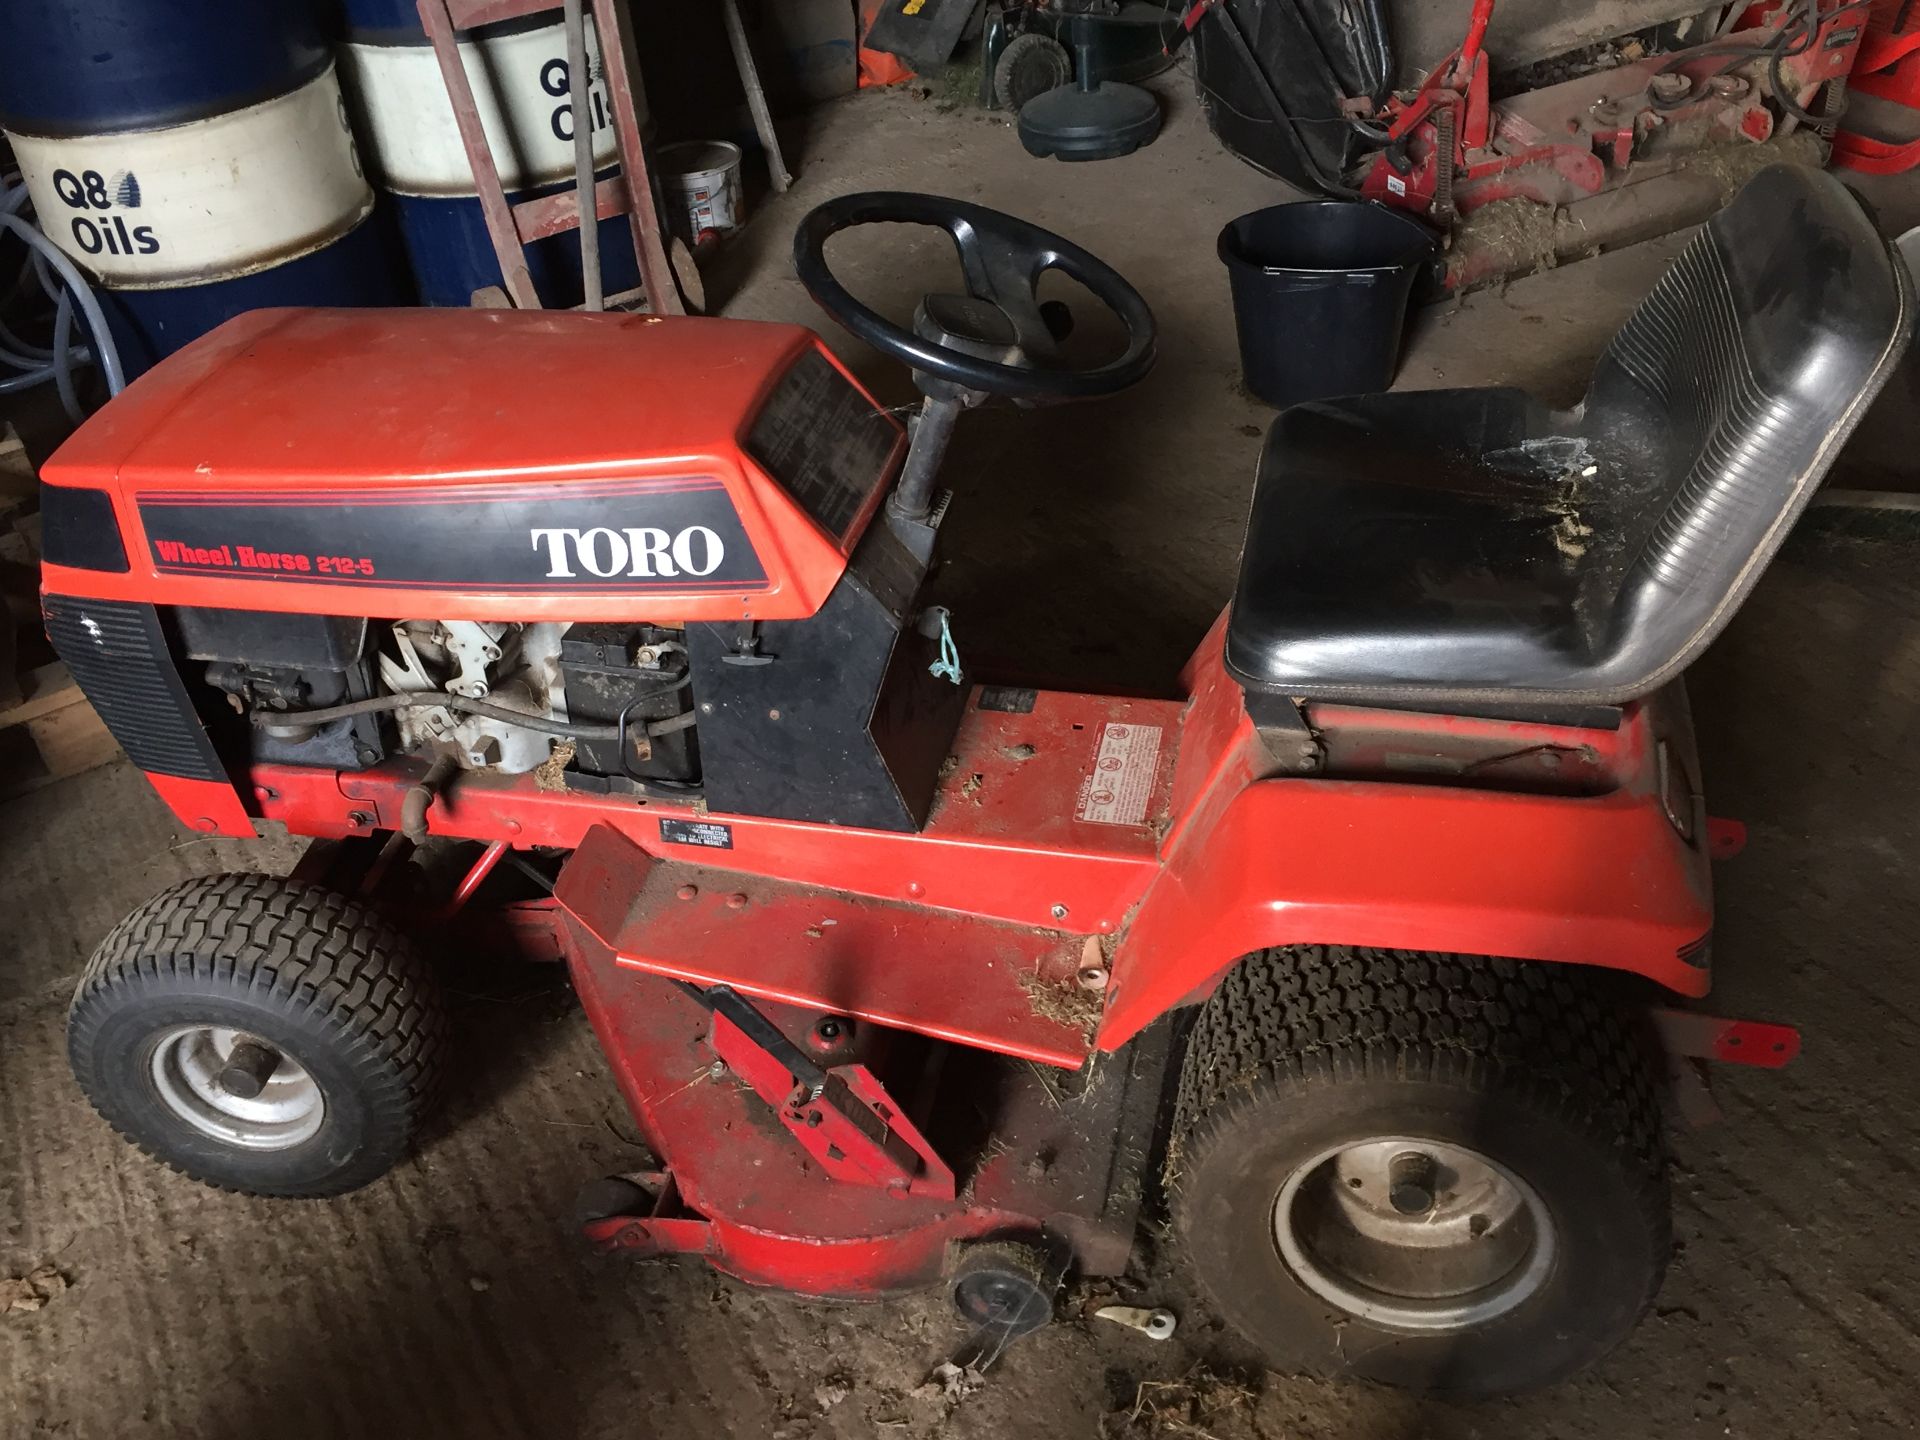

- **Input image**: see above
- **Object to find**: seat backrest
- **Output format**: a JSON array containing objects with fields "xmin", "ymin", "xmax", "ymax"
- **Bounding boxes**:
[{"xmin": 1579, "ymin": 164, "xmax": 1912, "ymax": 695}]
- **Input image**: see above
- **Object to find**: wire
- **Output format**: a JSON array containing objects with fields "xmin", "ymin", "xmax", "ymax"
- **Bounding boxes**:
[
  {"xmin": 1352, "ymin": 0, "xmax": 1396, "ymax": 107},
  {"xmin": 613, "ymin": 670, "xmax": 696, "ymax": 778},
  {"xmin": 1647, "ymin": 0, "xmax": 1874, "ymax": 124},
  {"xmin": 255, "ymin": 666, "xmax": 699, "ymax": 746},
  {"xmin": 506, "ymin": 853, "xmax": 558, "ymax": 892},
  {"xmin": 1770, "ymin": 0, "xmax": 1875, "ymax": 124},
  {"xmin": 0, "ymin": 180, "xmax": 125, "ymax": 421}
]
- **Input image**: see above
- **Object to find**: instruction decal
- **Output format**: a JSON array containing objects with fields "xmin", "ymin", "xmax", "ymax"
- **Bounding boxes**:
[
  {"xmin": 978, "ymin": 686, "xmax": 1038, "ymax": 714},
  {"xmin": 660, "ymin": 818, "xmax": 734, "ymax": 849},
  {"xmin": 1076, "ymin": 723, "xmax": 1162, "ymax": 828}
]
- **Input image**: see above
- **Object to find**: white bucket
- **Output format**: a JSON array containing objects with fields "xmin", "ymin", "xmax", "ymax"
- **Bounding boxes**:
[{"xmin": 659, "ymin": 140, "xmax": 744, "ymax": 244}]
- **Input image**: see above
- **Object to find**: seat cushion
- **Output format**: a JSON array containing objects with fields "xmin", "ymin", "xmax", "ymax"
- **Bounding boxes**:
[
  {"xmin": 1225, "ymin": 388, "xmax": 1616, "ymax": 705},
  {"xmin": 1227, "ymin": 166, "xmax": 1914, "ymax": 709}
]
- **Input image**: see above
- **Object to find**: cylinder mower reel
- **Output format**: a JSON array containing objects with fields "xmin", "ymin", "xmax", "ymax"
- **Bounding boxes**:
[{"xmin": 41, "ymin": 164, "xmax": 1903, "ymax": 1397}]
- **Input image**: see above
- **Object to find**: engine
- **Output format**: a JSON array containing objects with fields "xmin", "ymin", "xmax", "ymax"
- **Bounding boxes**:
[{"xmin": 180, "ymin": 607, "xmax": 699, "ymax": 791}]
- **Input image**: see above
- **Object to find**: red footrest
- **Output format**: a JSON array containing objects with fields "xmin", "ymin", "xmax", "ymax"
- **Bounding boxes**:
[{"xmin": 555, "ymin": 824, "xmax": 1098, "ymax": 1067}]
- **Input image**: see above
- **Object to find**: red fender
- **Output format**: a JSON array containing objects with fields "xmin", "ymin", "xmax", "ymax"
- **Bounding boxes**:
[{"xmin": 1094, "ymin": 627, "xmax": 1714, "ymax": 1051}]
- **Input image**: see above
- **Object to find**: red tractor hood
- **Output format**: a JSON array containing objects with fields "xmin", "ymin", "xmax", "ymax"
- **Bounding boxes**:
[{"xmin": 40, "ymin": 308, "xmax": 905, "ymax": 624}]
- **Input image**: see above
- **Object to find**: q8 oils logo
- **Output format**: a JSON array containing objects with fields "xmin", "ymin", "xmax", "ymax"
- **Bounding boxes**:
[{"xmin": 50, "ymin": 167, "xmax": 159, "ymax": 259}]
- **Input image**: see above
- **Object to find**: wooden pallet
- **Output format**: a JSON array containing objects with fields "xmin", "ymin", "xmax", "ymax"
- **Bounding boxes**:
[
  {"xmin": 1, "ymin": 421, "xmax": 38, "ymax": 711},
  {"xmin": 0, "ymin": 662, "xmax": 120, "ymax": 801},
  {"xmin": 0, "ymin": 423, "xmax": 30, "ymax": 502}
]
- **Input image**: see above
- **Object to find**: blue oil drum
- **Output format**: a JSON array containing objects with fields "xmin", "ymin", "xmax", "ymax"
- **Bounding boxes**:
[
  {"xmin": 0, "ymin": 0, "xmax": 408, "ymax": 374},
  {"xmin": 337, "ymin": 0, "xmax": 641, "ymax": 308}
]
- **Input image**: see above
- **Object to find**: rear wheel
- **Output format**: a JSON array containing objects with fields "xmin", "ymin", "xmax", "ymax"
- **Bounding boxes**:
[
  {"xmin": 68, "ymin": 873, "xmax": 447, "ymax": 1198},
  {"xmin": 1168, "ymin": 946, "xmax": 1668, "ymax": 1395}
]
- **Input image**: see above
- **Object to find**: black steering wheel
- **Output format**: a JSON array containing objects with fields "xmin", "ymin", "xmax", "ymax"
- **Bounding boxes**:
[{"xmin": 793, "ymin": 191, "xmax": 1157, "ymax": 401}]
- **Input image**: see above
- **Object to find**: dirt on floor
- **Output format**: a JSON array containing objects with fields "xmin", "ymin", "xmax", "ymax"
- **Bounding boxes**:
[{"xmin": 6, "ymin": 75, "xmax": 1920, "ymax": 1440}]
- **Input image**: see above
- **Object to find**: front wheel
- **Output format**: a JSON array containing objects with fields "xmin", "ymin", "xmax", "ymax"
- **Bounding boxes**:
[
  {"xmin": 68, "ymin": 872, "xmax": 447, "ymax": 1198},
  {"xmin": 1168, "ymin": 946, "xmax": 1669, "ymax": 1395}
]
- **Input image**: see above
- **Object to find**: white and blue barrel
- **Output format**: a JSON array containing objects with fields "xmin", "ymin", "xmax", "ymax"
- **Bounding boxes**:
[
  {"xmin": 337, "ymin": 0, "xmax": 641, "ymax": 307},
  {"xmin": 0, "ymin": 0, "xmax": 406, "ymax": 374}
]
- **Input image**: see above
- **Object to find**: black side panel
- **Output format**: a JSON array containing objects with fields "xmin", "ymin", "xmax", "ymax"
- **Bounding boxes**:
[
  {"xmin": 42, "ymin": 595, "xmax": 225, "ymax": 782},
  {"xmin": 687, "ymin": 528, "xmax": 967, "ymax": 831},
  {"xmin": 868, "ymin": 620, "xmax": 969, "ymax": 823},
  {"xmin": 177, "ymin": 608, "xmax": 368, "ymax": 668},
  {"xmin": 40, "ymin": 486, "xmax": 130, "ymax": 574}
]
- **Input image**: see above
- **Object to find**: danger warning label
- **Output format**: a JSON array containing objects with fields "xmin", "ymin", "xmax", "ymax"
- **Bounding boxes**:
[{"xmin": 1076, "ymin": 722, "xmax": 1162, "ymax": 827}]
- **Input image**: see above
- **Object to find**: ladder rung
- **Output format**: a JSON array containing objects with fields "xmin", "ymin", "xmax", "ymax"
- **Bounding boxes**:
[
  {"xmin": 442, "ymin": 0, "xmax": 561, "ymax": 29},
  {"xmin": 574, "ymin": 284, "xmax": 651, "ymax": 312},
  {"xmin": 512, "ymin": 175, "xmax": 631, "ymax": 244}
]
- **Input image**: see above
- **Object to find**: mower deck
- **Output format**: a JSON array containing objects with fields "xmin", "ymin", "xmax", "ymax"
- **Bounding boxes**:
[{"xmin": 569, "ymin": 951, "xmax": 1172, "ymax": 1295}]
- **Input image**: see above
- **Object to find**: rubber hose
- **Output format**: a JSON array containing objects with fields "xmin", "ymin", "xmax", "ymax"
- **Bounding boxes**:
[
  {"xmin": 402, "ymin": 754, "xmax": 459, "ymax": 843},
  {"xmin": 0, "ymin": 203, "xmax": 126, "ymax": 395},
  {"xmin": 248, "ymin": 689, "xmax": 626, "ymax": 741}
]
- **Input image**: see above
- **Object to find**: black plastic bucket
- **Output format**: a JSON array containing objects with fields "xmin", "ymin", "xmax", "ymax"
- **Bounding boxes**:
[{"xmin": 1218, "ymin": 202, "xmax": 1436, "ymax": 408}]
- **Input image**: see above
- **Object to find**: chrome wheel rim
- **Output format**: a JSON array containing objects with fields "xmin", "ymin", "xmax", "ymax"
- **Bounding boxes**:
[
  {"xmin": 148, "ymin": 1026, "xmax": 324, "ymax": 1151},
  {"xmin": 1272, "ymin": 1136, "xmax": 1555, "ymax": 1333}
]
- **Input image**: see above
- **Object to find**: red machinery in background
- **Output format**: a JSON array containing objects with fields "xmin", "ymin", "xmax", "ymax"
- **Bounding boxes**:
[
  {"xmin": 1832, "ymin": 0, "xmax": 1920, "ymax": 172},
  {"xmin": 1357, "ymin": 0, "xmax": 1864, "ymax": 220},
  {"xmin": 1183, "ymin": 0, "xmax": 1875, "ymax": 287}
]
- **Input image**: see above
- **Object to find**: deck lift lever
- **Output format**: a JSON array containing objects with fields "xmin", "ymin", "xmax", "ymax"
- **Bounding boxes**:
[{"xmin": 673, "ymin": 981, "xmax": 957, "ymax": 1198}]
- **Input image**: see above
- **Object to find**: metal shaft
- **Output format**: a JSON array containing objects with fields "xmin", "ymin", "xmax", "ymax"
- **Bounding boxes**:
[
  {"xmin": 721, "ymin": 0, "xmax": 792, "ymax": 192},
  {"xmin": 217, "ymin": 1038, "xmax": 282, "ymax": 1100},
  {"xmin": 566, "ymin": 0, "xmax": 603, "ymax": 310},
  {"xmin": 893, "ymin": 395, "xmax": 962, "ymax": 523}
]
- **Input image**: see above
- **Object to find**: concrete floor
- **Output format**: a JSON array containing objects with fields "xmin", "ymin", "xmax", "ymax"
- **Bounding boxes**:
[{"xmin": 7, "ymin": 77, "xmax": 1920, "ymax": 1439}]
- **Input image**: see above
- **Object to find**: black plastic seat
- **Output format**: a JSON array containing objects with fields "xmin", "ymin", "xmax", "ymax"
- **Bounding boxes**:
[{"xmin": 1225, "ymin": 165, "xmax": 1915, "ymax": 708}]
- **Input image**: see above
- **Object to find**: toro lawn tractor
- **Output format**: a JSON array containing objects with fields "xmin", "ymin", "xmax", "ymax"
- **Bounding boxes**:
[{"xmin": 41, "ymin": 164, "xmax": 1909, "ymax": 1394}]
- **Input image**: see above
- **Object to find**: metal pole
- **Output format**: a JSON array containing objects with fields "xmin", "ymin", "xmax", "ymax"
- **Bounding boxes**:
[
  {"xmin": 720, "ymin": 0, "xmax": 793, "ymax": 192},
  {"xmin": 1456, "ymin": 0, "xmax": 1495, "ymax": 80},
  {"xmin": 418, "ymin": 0, "xmax": 539, "ymax": 306},
  {"xmin": 566, "ymin": 0, "xmax": 603, "ymax": 310},
  {"xmin": 891, "ymin": 396, "xmax": 962, "ymax": 523},
  {"xmin": 596, "ymin": 0, "xmax": 685, "ymax": 314}
]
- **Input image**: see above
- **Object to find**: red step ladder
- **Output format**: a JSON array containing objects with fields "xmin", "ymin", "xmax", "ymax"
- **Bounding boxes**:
[{"xmin": 415, "ymin": 0, "xmax": 684, "ymax": 314}]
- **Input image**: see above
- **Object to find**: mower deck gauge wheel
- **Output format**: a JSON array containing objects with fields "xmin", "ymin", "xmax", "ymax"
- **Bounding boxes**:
[{"xmin": 948, "ymin": 1240, "xmax": 1057, "ymax": 1337}]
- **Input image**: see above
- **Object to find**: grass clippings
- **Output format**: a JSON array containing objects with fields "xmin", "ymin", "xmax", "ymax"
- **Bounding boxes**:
[{"xmin": 1112, "ymin": 1365, "xmax": 1259, "ymax": 1439}]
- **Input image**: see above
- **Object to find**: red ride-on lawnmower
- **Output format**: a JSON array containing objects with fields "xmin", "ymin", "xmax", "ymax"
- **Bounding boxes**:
[{"xmin": 42, "ymin": 165, "xmax": 1909, "ymax": 1393}]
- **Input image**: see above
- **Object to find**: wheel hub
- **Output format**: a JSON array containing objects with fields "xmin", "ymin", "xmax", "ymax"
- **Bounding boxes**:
[
  {"xmin": 149, "ymin": 1026, "xmax": 324, "ymax": 1151},
  {"xmin": 1272, "ymin": 1137, "xmax": 1555, "ymax": 1333}
]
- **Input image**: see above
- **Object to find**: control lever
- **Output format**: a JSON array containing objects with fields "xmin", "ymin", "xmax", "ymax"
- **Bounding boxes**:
[{"xmin": 674, "ymin": 981, "xmax": 957, "ymax": 1198}]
